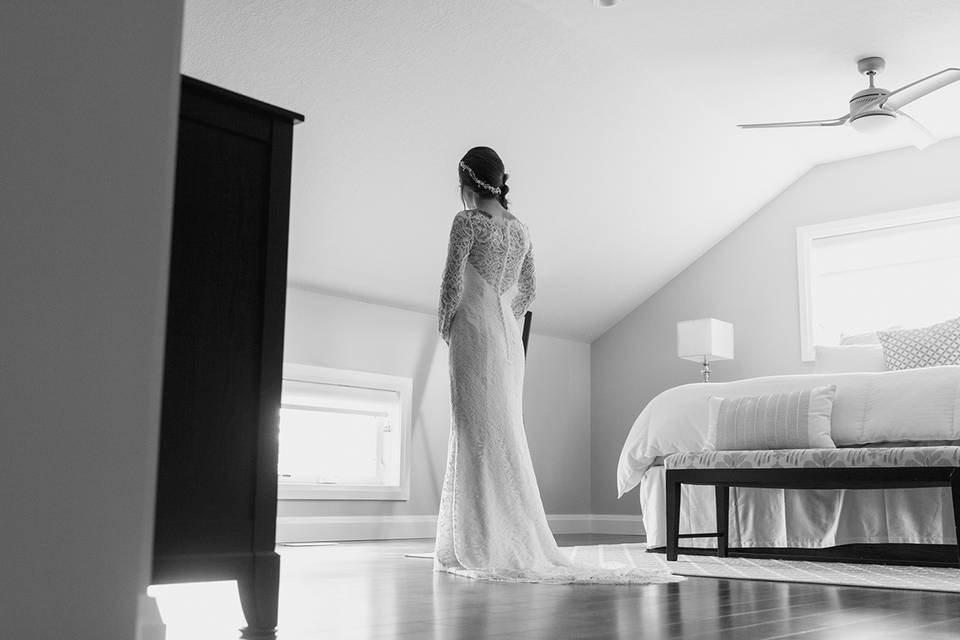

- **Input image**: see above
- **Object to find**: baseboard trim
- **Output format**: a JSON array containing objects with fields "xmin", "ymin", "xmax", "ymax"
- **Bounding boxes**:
[
  {"xmin": 276, "ymin": 514, "xmax": 644, "ymax": 543},
  {"xmin": 588, "ymin": 514, "xmax": 648, "ymax": 535}
]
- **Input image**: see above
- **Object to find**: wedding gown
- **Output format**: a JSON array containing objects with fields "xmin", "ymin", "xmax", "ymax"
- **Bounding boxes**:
[{"xmin": 435, "ymin": 209, "xmax": 681, "ymax": 584}]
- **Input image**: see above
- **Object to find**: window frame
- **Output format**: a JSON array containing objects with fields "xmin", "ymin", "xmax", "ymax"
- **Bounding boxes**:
[
  {"xmin": 796, "ymin": 200, "xmax": 960, "ymax": 362},
  {"xmin": 277, "ymin": 363, "xmax": 413, "ymax": 501}
]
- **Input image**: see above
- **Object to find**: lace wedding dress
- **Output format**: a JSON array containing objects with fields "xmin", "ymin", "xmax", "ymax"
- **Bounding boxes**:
[{"xmin": 435, "ymin": 209, "xmax": 681, "ymax": 584}]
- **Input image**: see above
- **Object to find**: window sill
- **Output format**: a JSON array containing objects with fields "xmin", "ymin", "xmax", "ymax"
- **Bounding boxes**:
[{"xmin": 277, "ymin": 483, "xmax": 409, "ymax": 501}]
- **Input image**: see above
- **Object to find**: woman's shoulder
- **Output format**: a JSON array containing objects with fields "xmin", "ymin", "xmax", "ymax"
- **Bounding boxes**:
[
  {"xmin": 453, "ymin": 208, "xmax": 494, "ymax": 228},
  {"xmin": 454, "ymin": 209, "xmax": 529, "ymax": 237},
  {"xmin": 460, "ymin": 208, "xmax": 525, "ymax": 225},
  {"xmin": 449, "ymin": 210, "xmax": 476, "ymax": 237},
  {"xmin": 503, "ymin": 210, "xmax": 523, "ymax": 225},
  {"xmin": 457, "ymin": 208, "xmax": 488, "ymax": 220},
  {"xmin": 504, "ymin": 211, "xmax": 529, "ymax": 236},
  {"xmin": 452, "ymin": 209, "xmax": 474, "ymax": 224}
]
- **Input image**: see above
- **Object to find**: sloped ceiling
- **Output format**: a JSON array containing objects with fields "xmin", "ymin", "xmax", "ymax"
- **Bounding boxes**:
[{"xmin": 181, "ymin": 0, "xmax": 960, "ymax": 341}]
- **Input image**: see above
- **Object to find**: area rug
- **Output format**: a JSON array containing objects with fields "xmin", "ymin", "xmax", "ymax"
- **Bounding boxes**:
[{"xmin": 407, "ymin": 544, "xmax": 960, "ymax": 593}]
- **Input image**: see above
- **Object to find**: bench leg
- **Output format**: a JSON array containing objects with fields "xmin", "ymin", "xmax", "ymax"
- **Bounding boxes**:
[
  {"xmin": 666, "ymin": 476, "xmax": 681, "ymax": 561},
  {"xmin": 715, "ymin": 485, "xmax": 729, "ymax": 558},
  {"xmin": 952, "ymin": 471, "xmax": 960, "ymax": 568}
]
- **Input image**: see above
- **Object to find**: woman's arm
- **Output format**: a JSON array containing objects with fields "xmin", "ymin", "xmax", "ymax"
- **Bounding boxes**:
[
  {"xmin": 512, "ymin": 241, "xmax": 536, "ymax": 321},
  {"xmin": 438, "ymin": 211, "xmax": 474, "ymax": 343}
]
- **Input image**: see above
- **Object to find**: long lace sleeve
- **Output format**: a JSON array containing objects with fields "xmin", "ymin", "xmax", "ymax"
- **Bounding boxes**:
[
  {"xmin": 512, "ymin": 241, "xmax": 536, "ymax": 320},
  {"xmin": 438, "ymin": 212, "xmax": 474, "ymax": 343}
]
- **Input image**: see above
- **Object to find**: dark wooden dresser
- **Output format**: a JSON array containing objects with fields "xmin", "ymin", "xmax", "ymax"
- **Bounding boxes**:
[{"xmin": 152, "ymin": 76, "xmax": 303, "ymax": 639}]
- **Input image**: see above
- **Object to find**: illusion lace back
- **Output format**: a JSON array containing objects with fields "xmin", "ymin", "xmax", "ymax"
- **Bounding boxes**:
[{"xmin": 435, "ymin": 210, "xmax": 682, "ymax": 584}]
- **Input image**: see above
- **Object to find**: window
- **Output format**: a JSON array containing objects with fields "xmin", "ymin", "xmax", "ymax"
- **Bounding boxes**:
[
  {"xmin": 277, "ymin": 363, "xmax": 412, "ymax": 500},
  {"xmin": 797, "ymin": 202, "xmax": 960, "ymax": 361}
]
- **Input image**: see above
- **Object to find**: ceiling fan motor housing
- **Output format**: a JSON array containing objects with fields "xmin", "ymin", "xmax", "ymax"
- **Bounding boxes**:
[
  {"xmin": 849, "ymin": 86, "xmax": 894, "ymax": 131},
  {"xmin": 849, "ymin": 57, "xmax": 896, "ymax": 132}
]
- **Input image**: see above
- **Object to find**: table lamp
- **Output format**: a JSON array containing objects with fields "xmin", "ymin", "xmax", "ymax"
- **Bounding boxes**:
[{"xmin": 677, "ymin": 318, "xmax": 734, "ymax": 382}]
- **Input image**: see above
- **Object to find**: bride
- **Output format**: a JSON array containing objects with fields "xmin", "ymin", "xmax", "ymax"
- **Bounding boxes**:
[{"xmin": 434, "ymin": 146, "xmax": 681, "ymax": 584}]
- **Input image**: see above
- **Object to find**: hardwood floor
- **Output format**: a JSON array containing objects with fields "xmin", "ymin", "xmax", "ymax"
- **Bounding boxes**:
[{"xmin": 154, "ymin": 534, "xmax": 960, "ymax": 639}]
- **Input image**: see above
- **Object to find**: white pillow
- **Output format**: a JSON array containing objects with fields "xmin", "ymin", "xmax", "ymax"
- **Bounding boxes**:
[
  {"xmin": 813, "ymin": 345, "xmax": 886, "ymax": 373},
  {"xmin": 705, "ymin": 385, "xmax": 837, "ymax": 451},
  {"xmin": 839, "ymin": 327, "xmax": 902, "ymax": 345},
  {"xmin": 839, "ymin": 331, "xmax": 880, "ymax": 345}
]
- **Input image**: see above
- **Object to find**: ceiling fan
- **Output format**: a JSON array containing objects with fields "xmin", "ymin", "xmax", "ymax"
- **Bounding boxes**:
[{"xmin": 738, "ymin": 57, "xmax": 960, "ymax": 149}]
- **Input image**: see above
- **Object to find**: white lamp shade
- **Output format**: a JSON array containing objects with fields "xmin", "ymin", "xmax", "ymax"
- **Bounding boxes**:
[{"xmin": 677, "ymin": 318, "xmax": 734, "ymax": 363}]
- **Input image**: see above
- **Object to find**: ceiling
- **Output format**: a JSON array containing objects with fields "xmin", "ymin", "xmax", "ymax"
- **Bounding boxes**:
[{"xmin": 180, "ymin": 0, "xmax": 960, "ymax": 341}]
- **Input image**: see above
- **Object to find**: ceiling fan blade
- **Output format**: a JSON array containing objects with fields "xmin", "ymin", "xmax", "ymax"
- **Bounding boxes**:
[
  {"xmin": 738, "ymin": 114, "xmax": 850, "ymax": 129},
  {"xmin": 882, "ymin": 68, "xmax": 960, "ymax": 111},
  {"xmin": 895, "ymin": 109, "xmax": 938, "ymax": 149}
]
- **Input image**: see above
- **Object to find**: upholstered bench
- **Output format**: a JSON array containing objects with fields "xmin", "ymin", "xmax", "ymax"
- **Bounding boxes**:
[{"xmin": 664, "ymin": 446, "xmax": 960, "ymax": 565}]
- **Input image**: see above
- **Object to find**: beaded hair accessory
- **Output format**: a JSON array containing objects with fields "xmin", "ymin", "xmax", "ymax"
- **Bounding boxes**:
[{"xmin": 459, "ymin": 161, "xmax": 502, "ymax": 195}]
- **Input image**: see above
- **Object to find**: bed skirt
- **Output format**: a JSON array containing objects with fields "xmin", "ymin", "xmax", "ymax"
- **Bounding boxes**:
[{"xmin": 639, "ymin": 465, "xmax": 958, "ymax": 549}]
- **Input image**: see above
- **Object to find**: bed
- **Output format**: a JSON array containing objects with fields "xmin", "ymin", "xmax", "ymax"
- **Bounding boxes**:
[{"xmin": 617, "ymin": 366, "xmax": 960, "ymax": 551}]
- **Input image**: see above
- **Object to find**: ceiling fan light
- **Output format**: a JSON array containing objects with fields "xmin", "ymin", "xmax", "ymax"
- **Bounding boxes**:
[{"xmin": 850, "ymin": 112, "xmax": 896, "ymax": 134}]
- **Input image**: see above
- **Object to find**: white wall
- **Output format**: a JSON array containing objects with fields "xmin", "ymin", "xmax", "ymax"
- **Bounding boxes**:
[
  {"xmin": 278, "ymin": 287, "xmax": 592, "ymax": 531},
  {"xmin": 591, "ymin": 138, "xmax": 960, "ymax": 515},
  {"xmin": 0, "ymin": 2, "xmax": 183, "ymax": 638}
]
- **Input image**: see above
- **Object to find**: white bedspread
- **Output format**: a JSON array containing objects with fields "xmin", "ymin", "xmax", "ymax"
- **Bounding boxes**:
[
  {"xmin": 616, "ymin": 366, "xmax": 960, "ymax": 549},
  {"xmin": 618, "ymin": 366, "xmax": 960, "ymax": 498}
]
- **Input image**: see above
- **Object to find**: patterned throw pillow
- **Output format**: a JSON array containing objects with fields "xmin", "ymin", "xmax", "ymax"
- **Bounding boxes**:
[
  {"xmin": 705, "ymin": 385, "xmax": 837, "ymax": 451},
  {"xmin": 877, "ymin": 317, "xmax": 960, "ymax": 370}
]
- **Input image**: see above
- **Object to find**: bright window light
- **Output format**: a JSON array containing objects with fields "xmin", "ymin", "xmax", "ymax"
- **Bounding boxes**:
[
  {"xmin": 797, "ymin": 204, "xmax": 960, "ymax": 360},
  {"xmin": 279, "ymin": 381, "xmax": 399, "ymax": 486},
  {"xmin": 147, "ymin": 581, "xmax": 244, "ymax": 640},
  {"xmin": 277, "ymin": 364, "xmax": 412, "ymax": 500},
  {"xmin": 279, "ymin": 408, "xmax": 380, "ymax": 483}
]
